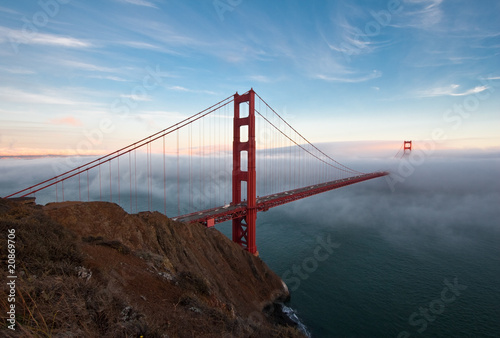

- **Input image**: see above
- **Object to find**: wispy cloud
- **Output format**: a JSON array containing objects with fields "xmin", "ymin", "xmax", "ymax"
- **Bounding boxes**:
[
  {"xmin": 114, "ymin": 9, "xmax": 269, "ymax": 65},
  {"xmin": 115, "ymin": 40, "xmax": 181, "ymax": 56},
  {"xmin": 49, "ymin": 116, "xmax": 83, "ymax": 127},
  {"xmin": 0, "ymin": 87, "xmax": 84, "ymax": 105},
  {"xmin": 0, "ymin": 6, "xmax": 19, "ymax": 15},
  {"xmin": 169, "ymin": 86, "xmax": 189, "ymax": 92},
  {"xmin": 248, "ymin": 75, "xmax": 274, "ymax": 83},
  {"xmin": 117, "ymin": 0, "xmax": 158, "ymax": 8},
  {"xmin": 447, "ymin": 55, "xmax": 491, "ymax": 64},
  {"xmin": 120, "ymin": 94, "xmax": 152, "ymax": 102},
  {"xmin": 0, "ymin": 66, "xmax": 35, "ymax": 75},
  {"xmin": 168, "ymin": 86, "xmax": 217, "ymax": 95},
  {"xmin": 62, "ymin": 60, "xmax": 117, "ymax": 73},
  {"xmin": 316, "ymin": 3, "xmax": 398, "ymax": 61},
  {"xmin": 417, "ymin": 84, "xmax": 489, "ymax": 97},
  {"xmin": 0, "ymin": 26, "xmax": 91, "ymax": 48},
  {"xmin": 315, "ymin": 70, "xmax": 382, "ymax": 83},
  {"xmin": 339, "ymin": 22, "xmax": 377, "ymax": 53},
  {"xmin": 137, "ymin": 110, "xmax": 187, "ymax": 121},
  {"xmin": 120, "ymin": 18, "xmax": 202, "ymax": 49},
  {"xmin": 319, "ymin": 19, "xmax": 378, "ymax": 58},
  {"xmin": 119, "ymin": 40, "xmax": 160, "ymax": 50},
  {"xmin": 88, "ymin": 75, "xmax": 128, "ymax": 82},
  {"xmin": 393, "ymin": 0, "xmax": 444, "ymax": 30}
]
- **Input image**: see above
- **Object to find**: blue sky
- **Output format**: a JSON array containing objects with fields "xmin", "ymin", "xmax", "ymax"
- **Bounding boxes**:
[{"xmin": 0, "ymin": 0, "xmax": 499, "ymax": 156}]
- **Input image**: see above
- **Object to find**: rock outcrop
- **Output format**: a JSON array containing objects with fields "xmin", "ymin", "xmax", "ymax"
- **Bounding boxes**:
[{"xmin": 0, "ymin": 199, "xmax": 304, "ymax": 337}]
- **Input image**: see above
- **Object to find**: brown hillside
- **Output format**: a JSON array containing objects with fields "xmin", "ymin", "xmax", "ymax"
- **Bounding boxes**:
[{"xmin": 0, "ymin": 199, "xmax": 304, "ymax": 337}]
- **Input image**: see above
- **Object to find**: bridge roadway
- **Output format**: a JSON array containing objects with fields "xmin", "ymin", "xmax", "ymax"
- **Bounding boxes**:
[{"xmin": 174, "ymin": 171, "xmax": 389, "ymax": 227}]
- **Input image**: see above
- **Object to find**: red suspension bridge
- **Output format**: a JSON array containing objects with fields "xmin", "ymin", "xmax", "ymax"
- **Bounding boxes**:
[{"xmin": 4, "ymin": 89, "xmax": 388, "ymax": 255}]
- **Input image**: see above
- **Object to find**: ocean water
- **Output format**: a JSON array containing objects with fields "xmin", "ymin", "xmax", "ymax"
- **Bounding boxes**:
[
  {"xmin": 218, "ymin": 155, "xmax": 500, "ymax": 337},
  {"xmin": 247, "ymin": 206, "xmax": 500, "ymax": 337},
  {"xmin": 2, "ymin": 154, "xmax": 499, "ymax": 337}
]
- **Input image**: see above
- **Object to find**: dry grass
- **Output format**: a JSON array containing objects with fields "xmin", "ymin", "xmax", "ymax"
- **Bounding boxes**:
[
  {"xmin": 0, "ymin": 201, "xmax": 143, "ymax": 337},
  {"xmin": 0, "ymin": 199, "xmax": 306, "ymax": 337}
]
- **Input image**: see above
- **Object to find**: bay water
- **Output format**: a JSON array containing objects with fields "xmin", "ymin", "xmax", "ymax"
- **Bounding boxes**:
[{"xmin": 2, "ymin": 154, "xmax": 499, "ymax": 337}]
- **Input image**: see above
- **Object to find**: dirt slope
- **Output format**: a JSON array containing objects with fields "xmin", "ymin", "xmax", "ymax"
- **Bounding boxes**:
[{"xmin": 0, "ymin": 199, "xmax": 304, "ymax": 337}]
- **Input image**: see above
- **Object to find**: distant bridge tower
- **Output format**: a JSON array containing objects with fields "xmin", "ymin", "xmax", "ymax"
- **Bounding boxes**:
[
  {"xmin": 403, "ymin": 140, "xmax": 412, "ymax": 155},
  {"xmin": 232, "ymin": 89, "xmax": 258, "ymax": 255}
]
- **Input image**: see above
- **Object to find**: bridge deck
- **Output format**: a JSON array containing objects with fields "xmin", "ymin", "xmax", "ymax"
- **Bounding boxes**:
[{"xmin": 174, "ymin": 171, "xmax": 389, "ymax": 226}]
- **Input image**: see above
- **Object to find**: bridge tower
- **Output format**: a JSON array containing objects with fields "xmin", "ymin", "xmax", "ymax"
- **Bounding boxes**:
[
  {"xmin": 232, "ymin": 89, "xmax": 258, "ymax": 255},
  {"xmin": 404, "ymin": 140, "xmax": 412, "ymax": 155}
]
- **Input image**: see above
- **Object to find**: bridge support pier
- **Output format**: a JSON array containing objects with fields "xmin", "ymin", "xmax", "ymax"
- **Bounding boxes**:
[{"xmin": 232, "ymin": 89, "xmax": 258, "ymax": 255}]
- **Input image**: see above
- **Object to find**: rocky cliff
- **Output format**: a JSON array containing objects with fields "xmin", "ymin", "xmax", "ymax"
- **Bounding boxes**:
[{"xmin": 0, "ymin": 199, "xmax": 304, "ymax": 337}]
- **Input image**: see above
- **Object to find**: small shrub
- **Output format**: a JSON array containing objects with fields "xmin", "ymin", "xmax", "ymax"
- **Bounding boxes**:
[
  {"xmin": 177, "ymin": 271, "xmax": 211, "ymax": 296},
  {"xmin": 83, "ymin": 236, "xmax": 132, "ymax": 255}
]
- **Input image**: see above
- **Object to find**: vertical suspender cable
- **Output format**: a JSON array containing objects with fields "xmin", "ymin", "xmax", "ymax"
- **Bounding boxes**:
[
  {"xmin": 134, "ymin": 149, "xmax": 138, "ymax": 213},
  {"xmin": 118, "ymin": 154, "xmax": 120, "ymax": 205},
  {"xmin": 198, "ymin": 121, "xmax": 202, "ymax": 209},
  {"xmin": 218, "ymin": 108, "xmax": 221, "ymax": 205},
  {"xmin": 147, "ymin": 144, "xmax": 149, "ymax": 210},
  {"xmin": 109, "ymin": 161, "xmax": 112, "ymax": 202},
  {"xmin": 289, "ymin": 127, "xmax": 292, "ymax": 190},
  {"xmin": 188, "ymin": 124, "xmax": 192, "ymax": 212},
  {"xmin": 99, "ymin": 160, "xmax": 102, "ymax": 201},
  {"xmin": 177, "ymin": 130, "xmax": 180, "ymax": 216},
  {"xmin": 202, "ymin": 117, "xmax": 205, "ymax": 210},
  {"xmin": 163, "ymin": 135, "xmax": 167, "ymax": 216},
  {"xmin": 129, "ymin": 152, "xmax": 132, "ymax": 213},
  {"xmin": 87, "ymin": 169, "xmax": 90, "ymax": 202},
  {"xmin": 211, "ymin": 113, "xmax": 215, "ymax": 207},
  {"xmin": 149, "ymin": 141, "xmax": 153, "ymax": 211}
]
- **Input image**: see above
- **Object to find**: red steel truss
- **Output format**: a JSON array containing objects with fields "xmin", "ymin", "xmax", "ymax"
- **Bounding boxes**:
[{"xmin": 175, "ymin": 171, "xmax": 389, "ymax": 230}]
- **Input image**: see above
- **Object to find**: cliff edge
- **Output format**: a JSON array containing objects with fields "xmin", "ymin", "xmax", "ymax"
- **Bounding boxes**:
[{"xmin": 0, "ymin": 199, "xmax": 304, "ymax": 337}]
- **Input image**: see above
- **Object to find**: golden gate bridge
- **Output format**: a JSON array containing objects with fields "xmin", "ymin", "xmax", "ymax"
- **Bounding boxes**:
[{"xmin": 4, "ymin": 89, "xmax": 388, "ymax": 255}]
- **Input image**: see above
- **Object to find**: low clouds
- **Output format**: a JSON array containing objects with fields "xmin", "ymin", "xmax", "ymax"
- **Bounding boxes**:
[
  {"xmin": 2, "ymin": 154, "xmax": 498, "ymax": 233},
  {"xmin": 277, "ymin": 155, "xmax": 500, "ymax": 248},
  {"xmin": 1, "ymin": 153, "xmax": 499, "ymax": 266}
]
